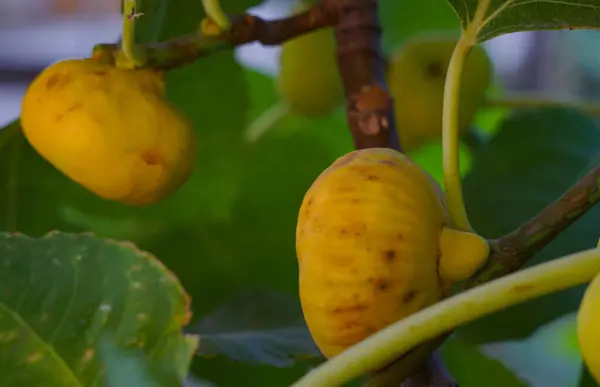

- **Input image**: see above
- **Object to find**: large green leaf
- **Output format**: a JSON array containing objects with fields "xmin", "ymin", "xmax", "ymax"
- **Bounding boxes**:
[
  {"xmin": 0, "ymin": 231, "xmax": 197, "ymax": 386},
  {"xmin": 379, "ymin": 0, "xmax": 460, "ymax": 51},
  {"xmin": 440, "ymin": 336, "xmax": 526, "ymax": 387},
  {"xmin": 445, "ymin": 0, "xmax": 600, "ymax": 42},
  {"xmin": 481, "ymin": 313, "xmax": 582, "ymax": 387},
  {"xmin": 458, "ymin": 108, "xmax": 600, "ymax": 343},
  {"xmin": 135, "ymin": 0, "xmax": 261, "ymax": 45},
  {"xmin": 190, "ymin": 289, "xmax": 321, "ymax": 367}
]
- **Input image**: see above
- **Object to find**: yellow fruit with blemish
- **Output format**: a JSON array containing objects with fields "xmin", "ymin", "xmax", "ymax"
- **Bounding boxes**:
[
  {"xmin": 20, "ymin": 58, "xmax": 197, "ymax": 206},
  {"xmin": 296, "ymin": 148, "xmax": 489, "ymax": 358},
  {"xmin": 388, "ymin": 33, "xmax": 493, "ymax": 152},
  {"xmin": 577, "ymin": 270, "xmax": 600, "ymax": 384}
]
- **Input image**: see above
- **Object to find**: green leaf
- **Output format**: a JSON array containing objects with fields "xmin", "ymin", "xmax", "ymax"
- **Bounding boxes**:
[
  {"xmin": 190, "ymin": 289, "xmax": 321, "ymax": 367},
  {"xmin": 0, "ymin": 231, "xmax": 198, "ymax": 387},
  {"xmin": 458, "ymin": 108, "xmax": 600, "ymax": 343},
  {"xmin": 481, "ymin": 313, "xmax": 583, "ymax": 387},
  {"xmin": 440, "ymin": 336, "xmax": 526, "ymax": 387},
  {"xmin": 135, "ymin": 0, "xmax": 261, "ymax": 44},
  {"xmin": 379, "ymin": 0, "xmax": 460, "ymax": 51},
  {"xmin": 579, "ymin": 366, "xmax": 599, "ymax": 387},
  {"xmin": 98, "ymin": 335, "xmax": 159, "ymax": 387},
  {"xmin": 445, "ymin": 0, "xmax": 600, "ymax": 42}
]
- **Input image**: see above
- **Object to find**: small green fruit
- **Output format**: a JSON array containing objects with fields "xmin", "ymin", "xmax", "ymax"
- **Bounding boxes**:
[
  {"xmin": 388, "ymin": 32, "xmax": 493, "ymax": 152},
  {"xmin": 276, "ymin": 3, "xmax": 343, "ymax": 117}
]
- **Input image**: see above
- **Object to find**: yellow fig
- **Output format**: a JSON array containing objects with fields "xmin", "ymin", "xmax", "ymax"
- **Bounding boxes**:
[
  {"xmin": 244, "ymin": 0, "xmax": 343, "ymax": 142},
  {"xmin": 20, "ymin": 58, "xmax": 197, "ymax": 206},
  {"xmin": 388, "ymin": 32, "xmax": 493, "ymax": 152},
  {"xmin": 296, "ymin": 148, "xmax": 489, "ymax": 358},
  {"xmin": 577, "ymin": 270, "xmax": 600, "ymax": 384}
]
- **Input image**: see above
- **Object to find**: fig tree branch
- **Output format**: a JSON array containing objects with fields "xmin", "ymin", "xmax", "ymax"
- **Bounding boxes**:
[
  {"xmin": 327, "ymin": 0, "xmax": 400, "ymax": 151},
  {"xmin": 467, "ymin": 161, "xmax": 600, "ymax": 289},
  {"xmin": 93, "ymin": 3, "xmax": 338, "ymax": 70}
]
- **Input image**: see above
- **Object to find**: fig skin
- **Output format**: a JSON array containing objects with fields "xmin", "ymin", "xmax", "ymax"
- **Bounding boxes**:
[
  {"xmin": 20, "ymin": 58, "xmax": 197, "ymax": 206},
  {"xmin": 296, "ymin": 148, "xmax": 488, "ymax": 358},
  {"xmin": 577, "ymin": 271, "xmax": 600, "ymax": 384},
  {"xmin": 276, "ymin": 3, "xmax": 343, "ymax": 117},
  {"xmin": 388, "ymin": 33, "xmax": 493, "ymax": 152}
]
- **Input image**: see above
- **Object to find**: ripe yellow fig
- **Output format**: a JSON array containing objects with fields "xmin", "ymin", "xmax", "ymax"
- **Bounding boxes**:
[
  {"xmin": 296, "ymin": 148, "xmax": 489, "ymax": 358},
  {"xmin": 577, "ymin": 270, "xmax": 600, "ymax": 384},
  {"xmin": 20, "ymin": 58, "xmax": 197, "ymax": 206},
  {"xmin": 388, "ymin": 33, "xmax": 493, "ymax": 152},
  {"xmin": 244, "ymin": 0, "xmax": 343, "ymax": 142}
]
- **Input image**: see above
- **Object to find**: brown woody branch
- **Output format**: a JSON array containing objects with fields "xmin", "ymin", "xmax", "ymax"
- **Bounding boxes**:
[
  {"xmin": 93, "ymin": 3, "xmax": 338, "ymax": 69},
  {"xmin": 468, "ymin": 161, "xmax": 600, "ymax": 289},
  {"xmin": 329, "ymin": 0, "xmax": 400, "ymax": 151}
]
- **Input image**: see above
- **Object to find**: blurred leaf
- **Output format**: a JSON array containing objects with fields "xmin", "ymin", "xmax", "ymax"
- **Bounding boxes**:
[
  {"xmin": 190, "ymin": 289, "xmax": 321, "ymax": 366},
  {"xmin": 183, "ymin": 375, "xmax": 219, "ymax": 387},
  {"xmin": 445, "ymin": 0, "xmax": 600, "ymax": 42},
  {"xmin": 135, "ymin": 0, "xmax": 261, "ymax": 44},
  {"xmin": 440, "ymin": 336, "xmax": 526, "ymax": 387},
  {"xmin": 481, "ymin": 313, "xmax": 583, "ymax": 387},
  {"xmin": 379, "ymin": 0, "xmax": 460, "ymax": 52},
  {"xmin": 0, "ymin": 231, "xmax": 197, "ymax": 387},
  {"xmin": 98, "ymin": 335, "xmax": 159, "ymax": 387},
  {"xmin": 180, "ymin": 67, "xmax": 343, "ymax": 387},
  {"xmin": 459, "ymin": 108, "xmax": 600, "ymax": 343},
  {"xmin": 579, "ymin": 366, "xmax": 600, "ymax": 387}
]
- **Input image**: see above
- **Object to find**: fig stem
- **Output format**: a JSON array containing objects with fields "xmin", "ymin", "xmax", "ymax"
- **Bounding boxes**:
[
  {"xmin": 442, "ymin": 0, "xmax": 490, "ymax": 233},
  {"xmin": 485, "ymin": 93, "xmax": 600, "ymax": 116},
  {"xmin": 291, "ymin": 247, "xmax": 600, "ymax": 387},
  {"xmin": 244, "ymin": 102, "xmax": 292, "ymax": 142},
  {"xmin": 201, "ymin": 0, "xmax": 231, "ymax": 30},
  {"xmin": 120, "ymin": 0, "xmax": 146, "ymax": 68}
]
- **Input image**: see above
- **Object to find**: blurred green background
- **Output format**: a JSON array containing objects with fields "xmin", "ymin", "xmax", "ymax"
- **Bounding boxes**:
[{"xmin": 2, "ymin": 0, "xmax": 600, "ymax": 386}]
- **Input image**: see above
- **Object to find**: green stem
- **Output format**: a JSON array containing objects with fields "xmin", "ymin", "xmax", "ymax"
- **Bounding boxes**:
[
  {"xmin": 120, "ymin": 0, "xmax": 146, "ymax": 68},
  {"xmin": 442, "ymin": 34, "xmax": 473, "ymax": 232},
  {"xmin": 441, "ymin": 0, "xmax": 490, "ymax": 233},
  {"xmin": 291, "ymin": 247, "xmax": 600, "ymax": 387},
  {"xmin": 202, "ymin": 0, "xmax": 231, "ymax": 30},
  {"xmin": 244, "ymin": 102, "xmax": 292, "ymax": 142},
  {"xmin": 485, "ymin": 93, "xmax": 600, "ymax": 116}
]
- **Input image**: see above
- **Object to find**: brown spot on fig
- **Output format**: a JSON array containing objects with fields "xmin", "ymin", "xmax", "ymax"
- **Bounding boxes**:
[
  {"xmin": 367, "ymin": 174, "xmax": 379, "ymax": 181},
  {"xmin": 403, "ymin": 290, "xmax": 417, "ymax": 304},
  {"xmin": 55, "ymin": 102, "xmax": 82, "ymax": 122},
  {"xmin": 140, "ymin": 150, "xmax": 164, "ymax": 166},
  {"xmin": 344, "ymin": 320, "xmax": 361, "ymax": 329},
  {"xmin": 332, "ymin": 304, "xmax": 368, "ymax": 314},
  {"xmin": 46, "ymin": 73, "xmax": 70, "ymax": 90},
  {"xmin": 384, "ymin": 249, "xmax": 396, "ymax": 262},
  {"xmin": 93, "ymin": 71, "xmax": 107, "ymax": 77},
  {"xmin": 397, "ymin": 233, "xmax": 403, "ymax": 241},
  {"xmin": 425, "ymin": 61, "xmax": 445, "ymax": 79},
  {"xmin": 369, "ymin": 277, "xmax": 391, "ymax": 292}
]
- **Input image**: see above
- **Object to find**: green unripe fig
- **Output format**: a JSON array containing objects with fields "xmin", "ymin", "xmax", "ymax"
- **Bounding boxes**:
[
  {"xmin": 277, "ymin": 3, "xmax": 343, "ymax": 117},
  {"xmin": 245, "ymin": 0, "xmax": 343, "ymax": 142},
  {"xmin": 388, "ymin": 32, "xmax": 493, "ymax": 152}
]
